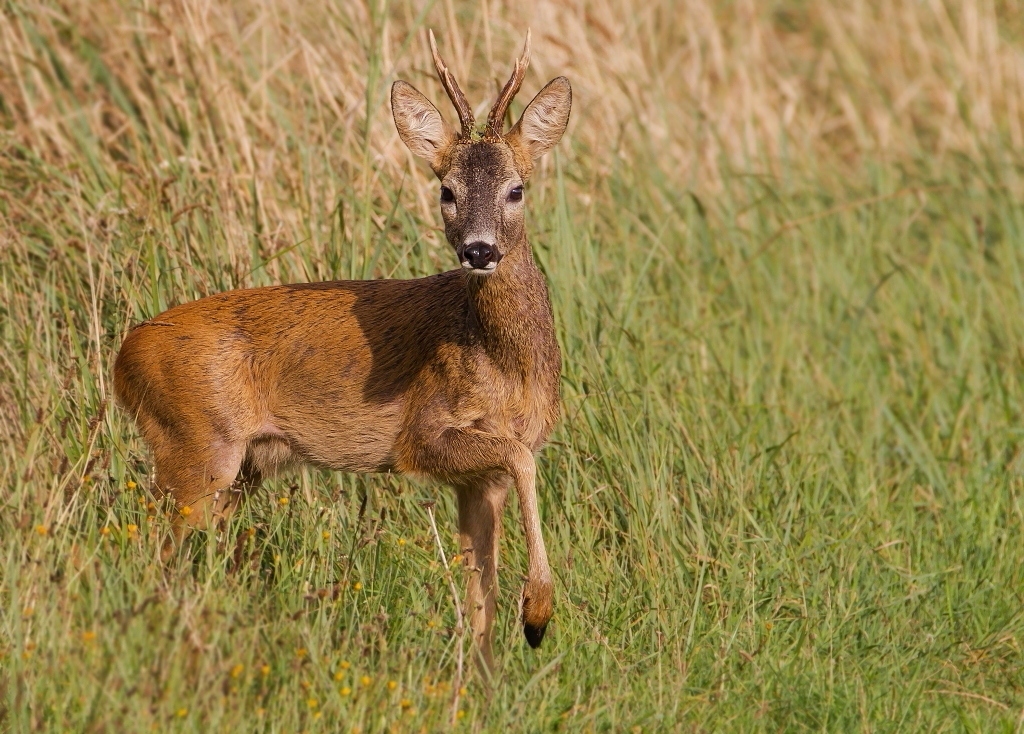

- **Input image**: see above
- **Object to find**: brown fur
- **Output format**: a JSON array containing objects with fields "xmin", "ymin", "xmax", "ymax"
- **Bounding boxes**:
[{"xmin": 113, "ymin": 34, "xmax": 572, "ymax": 670}]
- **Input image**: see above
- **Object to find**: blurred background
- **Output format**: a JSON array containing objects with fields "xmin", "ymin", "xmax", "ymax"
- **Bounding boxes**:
[
  {"xmin": 5, "ymin": 0, "xmax": 1023, "ymax": 291},
  {"xmin": 3, "ymin": 1, "xmax": 1024, "ymax": 731}
]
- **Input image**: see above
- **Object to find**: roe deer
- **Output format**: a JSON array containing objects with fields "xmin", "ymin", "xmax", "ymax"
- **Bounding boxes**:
[{"xmin": 113, "ymin": 30, "xmax": 571, "ymax": 669}]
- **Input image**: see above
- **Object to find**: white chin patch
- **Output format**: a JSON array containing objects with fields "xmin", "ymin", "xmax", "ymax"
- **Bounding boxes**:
[{"xmin": 461, "ymin": 261, "xmax": 497, "ymax": 275}]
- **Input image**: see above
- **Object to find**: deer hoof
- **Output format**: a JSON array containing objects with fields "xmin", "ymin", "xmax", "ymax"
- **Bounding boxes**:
[
  {"xmin": 521, "ymin": 579, "xmax": 553, "ymax": 648},
  {"xmin": 523, "ymin": 621, "xmax": 547, "ymax": 648}
]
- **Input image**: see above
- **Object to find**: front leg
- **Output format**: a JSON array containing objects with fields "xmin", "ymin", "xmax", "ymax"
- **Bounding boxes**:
[
  {"xmin": 455, "ymin": 474, "xmax": 509, "ymax": 672},
  {"xmin": 399, "ymin": 429, "xmax": 555, "ymax": 650}
]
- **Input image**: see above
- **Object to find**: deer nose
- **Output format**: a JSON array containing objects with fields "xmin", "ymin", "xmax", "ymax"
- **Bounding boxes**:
[{"xmin": 463, "ymin": 242, "xmax": 497, "ymax": 270}]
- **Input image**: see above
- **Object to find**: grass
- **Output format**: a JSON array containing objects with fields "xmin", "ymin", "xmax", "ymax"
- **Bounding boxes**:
[{"xmin": 3, "ymin": 0, "xmax": 1024, "ymax": 731}]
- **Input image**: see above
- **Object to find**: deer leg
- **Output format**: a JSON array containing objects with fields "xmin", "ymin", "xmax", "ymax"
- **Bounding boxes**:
[
  {"xmin": 455, "ymin": 474, "xmax": 510, "ymax": 673},
  {"xmin": 403, "ymin": 430, "xmax": 554, "ymax": 648},
  {"xmin": 152, "ymin": 438, "xmax": 246, "ymax": 560},
  {"xmin": 509, "ymin": 454, "xmax": 555, "ymax": 648}
]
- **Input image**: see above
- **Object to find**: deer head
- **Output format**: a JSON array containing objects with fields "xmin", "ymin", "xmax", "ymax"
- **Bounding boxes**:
[{"xmin": 392, "ymin": 30, "xmax": 572, "ymax": 275}]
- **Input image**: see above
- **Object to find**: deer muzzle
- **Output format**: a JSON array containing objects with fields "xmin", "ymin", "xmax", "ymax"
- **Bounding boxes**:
[{"xmin": 460, "ymin": 242, "xmax": 501, "ymax": 273}]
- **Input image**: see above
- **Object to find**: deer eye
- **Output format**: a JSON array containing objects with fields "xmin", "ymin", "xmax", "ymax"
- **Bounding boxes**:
[
  {"xmin": 440, "ymin": 186, "xmax": 455, "ymax": 203},
  {"xmin": 508, "ymin": 186, "xmax": 524, "ymax": 202}
]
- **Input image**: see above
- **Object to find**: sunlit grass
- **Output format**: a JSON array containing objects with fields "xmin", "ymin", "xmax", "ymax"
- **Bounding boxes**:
[{"xmin": 3, "ymin": 0, "xmax": 1024, "ymax": 731}]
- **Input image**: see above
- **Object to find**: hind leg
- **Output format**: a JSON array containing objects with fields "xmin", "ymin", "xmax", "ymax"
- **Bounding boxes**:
[{"xmin": 152, "ymin": 438, "xmax": 247, "ymax": 560}]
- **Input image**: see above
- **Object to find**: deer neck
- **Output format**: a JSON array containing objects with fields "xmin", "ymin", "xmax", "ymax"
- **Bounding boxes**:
[{"xmin": 465, "ymin": 239, "xmax": 556, "ymax": 377}]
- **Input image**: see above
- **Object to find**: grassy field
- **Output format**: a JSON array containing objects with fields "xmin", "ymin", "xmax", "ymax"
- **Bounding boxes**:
[{"xmin": 3, "ymin": 0, "xmax": 1024, "ymax": 731}]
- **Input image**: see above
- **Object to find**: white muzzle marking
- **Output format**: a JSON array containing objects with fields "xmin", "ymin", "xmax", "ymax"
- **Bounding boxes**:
[{"xmin": 461, "ymin": 260, "xmax": 498, "ymax": 275}]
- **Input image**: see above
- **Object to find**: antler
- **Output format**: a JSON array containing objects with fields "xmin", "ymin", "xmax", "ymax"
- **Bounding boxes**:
[
  {"xmin": 429, "ymin": 30, "xmax": 475, "ymax": 138},
  {"xmin": 486, "ymin": 29, "xmax": 532, "ymax": 139}
]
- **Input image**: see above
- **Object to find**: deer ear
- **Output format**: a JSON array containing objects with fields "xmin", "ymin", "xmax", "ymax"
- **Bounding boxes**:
[
  {"xmin": 507, "ymin": 77, "xmax": 571, "ymax": 163},
  {"xmin": 392, "ymin": 80, "xmax": 456, "ymax": 173}
]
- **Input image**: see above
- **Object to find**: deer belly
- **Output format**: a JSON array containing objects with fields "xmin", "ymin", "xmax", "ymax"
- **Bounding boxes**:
[
  {"xmin": 265, "ymin": 332, "xmax": 410, "ymax": 471},
  {"xmin": 274, "ymin": 399, "xmax": 403, "ymax": 473}
]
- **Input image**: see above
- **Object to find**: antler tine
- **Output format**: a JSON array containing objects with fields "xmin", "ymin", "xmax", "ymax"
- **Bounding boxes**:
[
  {"xmin": 486, "ymin": 29, "xmax": 532, "ymax": 138},
  {"xmin": 429, "ymin": 29, "xmax": 475, "ymax": 138}
]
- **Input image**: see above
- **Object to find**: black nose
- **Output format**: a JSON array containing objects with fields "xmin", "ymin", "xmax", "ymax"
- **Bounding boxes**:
[{"xmin": 463, "ymin": 242, "xmax": 496, "ymax": 269}]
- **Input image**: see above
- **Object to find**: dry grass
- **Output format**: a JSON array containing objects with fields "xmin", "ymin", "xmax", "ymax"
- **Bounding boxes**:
[{"xmin": 3, "ymin": 0, "xmax": 1023, "ymax": 259}]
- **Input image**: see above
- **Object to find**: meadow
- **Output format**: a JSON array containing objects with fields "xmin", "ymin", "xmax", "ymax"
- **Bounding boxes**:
[{"xmin": 3, "ymin": 0, "xmax": 1024, "ymax": 731}]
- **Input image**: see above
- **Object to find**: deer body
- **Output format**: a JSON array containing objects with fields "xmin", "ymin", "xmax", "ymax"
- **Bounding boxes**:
[
  {"xmin": 114, "ymin": 31, "xmax": 571, "ymax": 668},
  {"xmin": 116, "ymin": 251, "xmax": 560, "ymax": 477}
]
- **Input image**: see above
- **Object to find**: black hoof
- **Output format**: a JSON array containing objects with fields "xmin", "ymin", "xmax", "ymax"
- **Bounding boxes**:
[{"xmin": 524, "ymin": 622, "xmax": 547, "ymax": 648}]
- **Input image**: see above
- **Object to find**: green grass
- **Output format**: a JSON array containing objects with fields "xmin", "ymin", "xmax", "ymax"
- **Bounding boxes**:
[{"xmin": 3, "ymin": 1, "xmax": 1024, "ymax": 731}]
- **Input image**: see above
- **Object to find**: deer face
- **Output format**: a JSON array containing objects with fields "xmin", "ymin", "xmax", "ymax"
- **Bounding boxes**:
[
  {"xmin": 438, "ymin": 141, "xmax": 523, "ymax": 274},
  {"xmin": 392, "ymin": 32, "xmax": 571, "ymax": 276}
]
